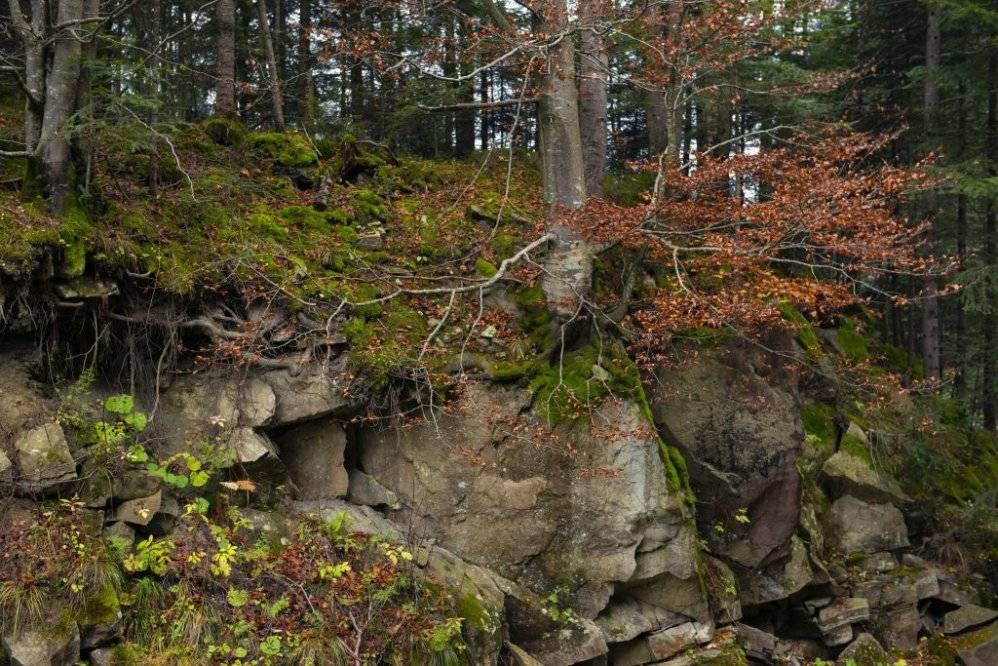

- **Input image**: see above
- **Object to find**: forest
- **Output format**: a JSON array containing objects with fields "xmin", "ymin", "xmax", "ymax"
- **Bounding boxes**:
[{"xmin": 0, "ymin": 1, "xmax": 997, "ymax": 665}]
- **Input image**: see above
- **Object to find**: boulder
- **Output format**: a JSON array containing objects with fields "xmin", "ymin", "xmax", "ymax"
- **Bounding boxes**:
[
  {"xmin": 0, "ymin": 448, "xmax": 11, "ymax": 482},
  {"xmin": 624, "ymin": 572, "xmax": 710, "ymax": 621},
  {"xmin": 734, "ymin": 535, "xmax": 813, "ymax": 606},
  {"xmin": 2, "ymin": 623, "xmax": 80, "ymax": 666},
  {"xmin": 944, "ymin": 605, "xmax": 998, "ymax": 635},
  {"xmin": 703, "ymin": 555, "xmax": 741, "ymax": 624},
  {"xmin": 88, "ymin": 648, "xmax": 115, "ymax": 666},
  {"xmin": 735, "ymin": 623, "xmax": 777, "ymax": 661},
  {"xmin": 608, "ymin": 638, "xmax": 655, "ymax": 666},
  {"xmin": 261, "ymin": 363, "xmax": 355, "ymax": 426},
  {"xmin": 514, "ymin": 618, "xmax": 608, "ymax": 666},
  {"xmin": 647, "ymin": 621, "xmax": 713, "ymax": 660},
  {"xmin": 0, "ymin": 347, "xmax": 56, "ymax": 443},
  {"xmin": 110, "ymin": 490, "xmax": 162, "ymax": 527},
  {"xmin": 595, "ymin": 597, "xmax": 685, "ymax": 644},
  {"xmin": 817, "ymin": 598, "xmax": 870, "ymax": 633},
  {"xmin": 227, "ymin": 427, "xmax": 279, "ymax": 464},
  {"xmin": 650, "ymin": 350, "xmax": 802, "ymax": 568},
  {"xmin": 826, "ymin": 495, "xmax": 908, "ymax": 554},
  {"xmin": 821, "ymin": 451, "xmax": 907, "ymax": 505},
  {"xmin": 822, "ymin": 624, "xmax": 854, "ymax": 647},
  {"xmin": 837, "ymin": 632, "xmax": 888, "ymax": 665},
  {"xmin": 957, "ymin": 621, "xmax": 998, "ymax": 666},
  {"xmin": 347, "ymin": 469, "xmax": 401, "ymax": 509},
  {"xmin": 275, "ymin": 418, "xmax": 349, "ymax": 500},
  {"xmin": 360, "ymin": 382, "xmax": 698, "ymax": 620},
  {"xmin": 912, "ymin": 569, "xmax": 941, "ymax": 600},
  {"xmin": 775, "ymin": 638, "xmax": 828, "ymax": 662},
  {"xmin": 14, "ymin": 422, "xmax": 77, "ymax": 493},
  {"xmin": 505, "ymin": 642, "xmax": 544, "ymax": 666},
  {"xmin": 934, "ymin": 578, "xmax": 981, "ymax": 607},
  {"xmin": 871, "ymin": 604, "xmax": 920, "ymax": 651},
  {"xmin": 154, "ymin": 374, "xmax": 275, "ymax": 452},
  {"xmin": 103, "ymin": 522, "xmax": 135, "ymax": 549}
]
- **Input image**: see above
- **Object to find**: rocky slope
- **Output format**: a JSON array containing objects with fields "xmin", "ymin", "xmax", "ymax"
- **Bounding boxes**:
[{"xmin": 1, "ymin": 125, "xmax": 996, "ymax": 666}]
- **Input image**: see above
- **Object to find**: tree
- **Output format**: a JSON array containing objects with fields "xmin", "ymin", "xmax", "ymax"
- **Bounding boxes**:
[
  {"xmin": 578, "ymin": 0, "xmax": 608, "ymax": 196},
  {"xmin": 257, "ymin": 0, "xmax": 286, "ymax": 131},
  {"xmin": 215, "ymin": 0, "xmax": 237, "ymax": 117},
  {"xmin": 922, "ymin": 2, "xmax": 942, "ymax": 380}
]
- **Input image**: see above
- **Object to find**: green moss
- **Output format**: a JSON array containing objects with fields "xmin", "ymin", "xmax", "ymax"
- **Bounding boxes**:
[
  {"xmin": 839, "ymin": 432, "xmax": 873, "ymax": 465},
  {"xmin": 80, "ymin": 582, "xmax": 120, "ymax": 627},
  {"xmin": 475, "ymin": 257, "xmax": 498, "ymax": 278},
  {"xmin": 456, "ymin": 592, "xmax": 492, "ymax": 632},
  {"xmin": 246, "ymin": 132, "xmax": 317, "ymax": 168},
  {"xmin": 836, "ymin": 318, "xmax": 870, "ymax": 363},
  {"xmin": 778, "ymin": 303, "xmax": 822, "ymax": 355},
  {"xmin": 514, "ymin": 286, "xmax": 554, "ymax": 352},
  {"xmin": 801, "ymin": 402, "xmax": 836, "ymax": 458},
  {"xmin": 201, "ymin": 116, "xmax": 246, "ymax": 146}
]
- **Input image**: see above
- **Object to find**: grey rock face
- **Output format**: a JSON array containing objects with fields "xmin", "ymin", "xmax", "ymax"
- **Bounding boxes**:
[
  {"xmin": 2, "ymin": 624, "xmax": 80, "ymax": 666},
  {"xmin": 837, "ymin": 632, "xmax": 888, "ymax": 665},
  {"xmin": 734, "ymin": 535, "xmax": 813, "ymax": 606},
  {"xmin": 110, "ymin": 490, "xmax": 162, "ymax": 526},
  {"xmin": 646, "ymin": 621, "xmax": 714, "ymax": 660},
  {"xmin": 943, "ymin": 605, "xmax": 998, "ymax": 635},
  {"xmin": 275, "ymin": 418, "xmax": 348, "ymax": 500},
  {"xmin": 359, "ymin": 382, "xmax": 701, "ymax": 623},
  {"xmin": 821, "ymin": 450, "xmax": 907, "ymax": 505},
  {"xmin": 735, "ymin": 623, "xmax": 777, "ymax": 661},
  {"xmin": 649, "ymin": 350, "xmax": 802, "ymax": 569},
  {"xmin": 816, "ymin": 598, "xmax": 870, "ymax": 633},
  {"xmin": 957, "ymin": 621, "xmax": 998, "ymax": 666},
  {"xmin": 155, "ymin": 373, "xmax": 276, "ymax": 451},
  {"xmin": 595, "ymin": 597, "xmax": 685, "ymax": 644},
  {"xmin": 262, "ymin": 363, "xmax": 355, "ymax": 425},
  {"xmin": 14, "ymin": 422, "xmax": 77, "ymax": 493},
  {"xmin": 347, "ymin": 469, "xmax": 400, "ymax": 508},
  {"xmin": 871, "ymin": 604, "xmax": 921, "ymax": 651},
  {"xmin": 826, "ymin": 495, "xmax": 909, "ymax": 554}
]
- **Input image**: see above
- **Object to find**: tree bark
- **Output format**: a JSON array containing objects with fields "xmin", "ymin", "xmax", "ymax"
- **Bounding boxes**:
[
  {"xmin": 984, "ymin": 52, "xmax": 997, "ymax": 430},
  {"xmin": 39, "ymin": 0, "xmax": 86, "ymax": 216},
  {"xmin": 298, "ymin": 0, "xmax": 316, "ymax": 125},
  {"xmin": 7, "ymin": 0, "xmax": 47, "ymax": 152},
  {"xmin": 257, "ymin": 0, "xmax": 286, "ymax": 130},
  {"xmin": 536, "ymin": 1, "xmax": 590, "ymax": 322},
  {"xmin": 921, "ymin": 5, "xmax": 942, "ymax": 381},
  {"xmin": 578, "ymin": 0, "xmax": 608, "ymax": 196},
  {"xmin": 214, "ymin": 0, "xmax": 237, "ymax": 117},
  {"xmin": 645, "ymin": 2, "xmax": 684, "ymax": 164}
]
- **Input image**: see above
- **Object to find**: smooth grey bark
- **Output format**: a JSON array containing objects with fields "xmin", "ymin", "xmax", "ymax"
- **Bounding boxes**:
[
  {"xmin": 39, "ymin": 0, "xmax": 86, "ymax": 215},
  {"xmin": 644, "ymin": 2, "xmax": 684, "ymax": 164},
  {"xmin": 257, "ymin": 0, "xmax": 286, "ymax": 130},
  {"xmin": 298, "ymin": 0, "xmax": 316, "ymax": 125},
  {"xmin": 921, "ymin": 5, "xmax": 942, "ymax": 380},
  {"xmin": 578, "ymin": 0, "xmax": 608, "ymax": 196},
  {"xmin": 536, "ymin": 0, "xmax": 591, "ymax": 322},
  {"xmin": 985, "ymin": 52, "xmax": 997, "ymax": 431},
  {"xmin": 7, "ymin": 0, "xmax": 47, "ymax": 151},
  {"xmin": 214, "ymin": 0, "xmax": 237, "ymax": 117}
]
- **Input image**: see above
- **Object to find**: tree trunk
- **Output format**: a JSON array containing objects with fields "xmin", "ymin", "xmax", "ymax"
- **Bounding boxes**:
[
  {"xmin": 921, "ymin": 5, "xmax": 942, "ymax": 381},
  {"xmin": 257, "ymin": 0, "xmax": 286, "ymax": 131},
  {"xmin": 578, "ymin": 0, "xmax": 608, "ymax": 196},
  {"xmin": 298, "ymin": 0, "xmax": 315, "ymax": 125},
  {"xmin": 536, "ymin": 1, "xmax": 590, "ymax": 322},
  {"xmin": 10, "ymin": 0, "xmax": 47, "ymax": 152},
  {"xmin": 480, "ymin": 70, "xmax": 491, "ymax": 150},
  {"xmin": 645, "ymin": 2, "xmax": 684, "ymax": 164},
  {"xmin": 984, "ymin": 52, "xmax": 997, "ymax": 430},
  {"xmin": 214, "ymin": 0, "xmax": 237, "ymax": 117},
  {"xmin": 39, "ymin": 0, "xmax": 86, "ymax": 216},
  {"xmin": 954, "ymin": 80, "xmax": 968, "ymax": 396}
]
